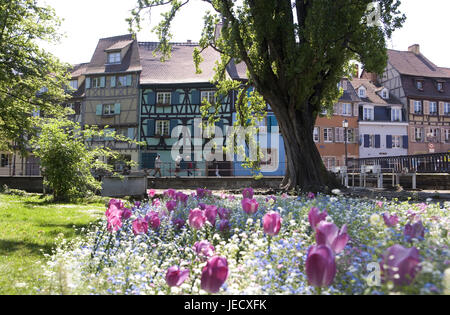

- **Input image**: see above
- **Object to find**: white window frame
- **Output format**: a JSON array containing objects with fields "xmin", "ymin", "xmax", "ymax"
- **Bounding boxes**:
[
  {"xmin": 415, "ymin": 128, "xmax": 423, "ymax": 142},
  {"xmin": 381, "ymin": 89, "xmax": 388, "ymax": 99},
  {"xmin": 201, "ymin": 90, "xmax": 215, "ymax": 104},
  {"xmin": 345, "ymin": 128, "xmax": 354, "ymax": 143},
  {"xmin": 341, "ymin": 103, "xmax": 352, "ymax": 116},
  {"xmin": 323, "ymin": 128, "xmax": 333, "ymax": 142},
  {"xmin": 156, "ymin": 92, "xmax": 171, "ymax": 105},
  {"xmin": 392, "ymin": 135, "xmax": 401, "ymax": 148},
  {"xmin": 107, "ymin": 52, "xmax": 121, "ymax": 64},
  {"xmin": 414, "ymin": 100, "xmax": 422, "ymax": 114},
  {"xmin": 363, "ymin": 106, "xmax": 374, "ymax": 121},
  {"xmin": 429, "ymin": 101, "xmax": 438, "ymax": 115},
  {"xmin": 103, "ymin": 104, "xmax": 115, "ymax": 116},
  {"xmin": 117, "ymin": 75, "xmax": 128, "ymax": 87},
  {"xmin": 313, "ymin": 127, "xmax": 320, "ymax": 143},
  {"xmin": 445, "ymin": 103, "xmax": 450, "ymax": 115},
  {"xmin": 91, "ymin": 77, "xmax": 102, "ymax": 88},
  {"xmin": 156, "ymin": 120, "xmax": 170, "ymax": 136},
  {"xmin": 416, "ymin": 80, "xmax": 423, "ymax": 90},
  {"xmin": 437, "ymin": 82, "xmax": 444, "ymax": 91},
  {"xmin": 391, "ymin": 107, "xmax": 402, "ymax": 121},
  {"xmin": 445, "ymin": 129, "xmax": 450, "ymax": 142},
  {"xmin": 69, "ymin": 80, "xmax": 78, "ymax": 90},
  {"xmin": 359, "ymin": 87, "xmax": 366, "ymax": 98}
]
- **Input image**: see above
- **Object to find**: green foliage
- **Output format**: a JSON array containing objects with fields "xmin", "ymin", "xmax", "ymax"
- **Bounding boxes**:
[
  {"xmin": 31, "ymin": 112, "xmax": 141, "ymax": 202},
  {"xmin": 0, "ymin": 0, "xmax": 70, "ymax": 152}
]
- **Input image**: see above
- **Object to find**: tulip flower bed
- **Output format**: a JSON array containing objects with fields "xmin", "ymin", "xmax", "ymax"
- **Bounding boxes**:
[{"xmin": 39, "ymin": 189, "xmax": 450, "ymax": 295}]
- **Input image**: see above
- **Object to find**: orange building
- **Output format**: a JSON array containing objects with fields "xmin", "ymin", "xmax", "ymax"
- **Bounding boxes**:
[{"xmin": 314, "ymin": 78, "xmax": 360, "ymax": 170}]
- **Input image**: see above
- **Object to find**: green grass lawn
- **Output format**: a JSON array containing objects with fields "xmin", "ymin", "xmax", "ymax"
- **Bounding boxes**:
[{"xmin": 0, "ymin": 193, "xmax": 106, "ymax": 294}]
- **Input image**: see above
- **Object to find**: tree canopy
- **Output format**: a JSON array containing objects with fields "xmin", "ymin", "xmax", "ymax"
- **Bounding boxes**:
[
  {"xmin": 0, "ymin": 0, "xmax": 69, "ymax": 152},
  {"xmin": 130, "ymin": 0, "xmax": 405, "ymax": 192}
]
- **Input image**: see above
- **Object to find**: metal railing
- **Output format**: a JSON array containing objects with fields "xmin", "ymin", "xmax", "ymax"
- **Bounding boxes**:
[
  {"xmin": 0, "ymin": 162, "xmax": 41, "ymax": 177},
  {"xmin": 347, "ymin": 152, "xmax": 450, "ymax": 174}
]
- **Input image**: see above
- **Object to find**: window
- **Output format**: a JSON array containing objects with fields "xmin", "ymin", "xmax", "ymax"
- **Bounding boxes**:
[
  {"xmin": 414, "ymin": 100, "xmax": 422, "ymax": 114},
  {"xmin": 69, "ymin": 80, "xmax": 78, "ymax": 90},
  {"xmin": 103, "ymin": 104, "xmax": 115, "ymax": 116},
  {"xmin": 156, "ymin": 120, "xmax": 170, "ymax": 136},
  {"xmin": 91, "ymin": 77, "xmax": 103, "ymax": 88},
  {"xmin": 324, "ymin": 128, "xmax": 333, "ymax": 142},
  {"xmin": 363, "ymin": 107, "xmax": 373, "ymax": 121},
  {"xmin": 201, "ymin": 91, "xmax": 215, "ymax": 104},
  {"xmin": 323, "ymin": 157, "xmax": 336, "ymax": 170},
  {"xmin": 427, "ymin": 128, "xmax": 439, "ymax": 142},
  {"xmin": 416, "ymin": 80, "xmax": 424, "ymax": 90},
  {"xmin": 359, "ymin": 87, "xmax": 366, "ymax": 98},
  {"xmin": 446, "ymin": 129, "xmax": 450, "ymax": 142},
  {"xmin": 345, "ymin": 129, "xmax": 354, "ymax": 143},
  {"xmin": 107, "ymin": 52, "xmax": 121, "ymax": 64},
  {"xmin": 415, "ymin": 128, "xmax": 423, "ymax": 142},
  {"xmin": 368, "ymin": 135, "xmax": 374, "ymax": 148},
  {"xmin": 156, "ymin": 92, "xmax": 171, "ymax": 105},
  {"xmin": 117, "ymin": 75, "xmax": 131, "ymax": 87},
  {"xmin": 429, "ymin": 102, "xmax": 437, "ymax": 115},
  {"xmin": 382, "ymin": 89, "xmax": 388, "ymax": 99},
  {"xmin": 437, "ymin": 82, "xmax": 444, "ymax": 92},
  {"xmin": 444, "ymin": 103, "xmax": 450, "ymax": 115},
  {"xmin": 1, "ymin": 154, "xmax": 10, "ymax": 167},
  {"xmin": 341, "ymin": 103, "xmax": 352, "ymax": 116},
  {"xmin": 392, "ymin": 108, "xmax": 402, "ymax": 121},
  {"xmin": 313, "ymin": 127, "xmax": 320, "ymax": 142},
  {"xmin": 392, "ymin": 136, "xmax": 401, "ymax": 148}
]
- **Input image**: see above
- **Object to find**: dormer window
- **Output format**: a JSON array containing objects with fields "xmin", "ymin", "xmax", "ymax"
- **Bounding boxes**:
[
  {"xmin": 381, "ymin": 88, "xmax": 389, "ymax": 99},
  {"xmin": 358, "ymin": 86, "xmax": 366, "ymax": 98},
  {"xmin": 107, "ymin": 52, "xmax": 121, "ymax": 64},
  {"xmin": 437, "ymin": 82, "xmax": 444, "ymax": 92},
  {"xmin": 416, "ymin": 80, "xmax": 424, "ymax": 90}
]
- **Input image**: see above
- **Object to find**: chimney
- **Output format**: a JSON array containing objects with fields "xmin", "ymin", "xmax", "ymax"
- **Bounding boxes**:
[{"xmin": 408, "ymin": 44, "xmax": 420, "ymax": 55}]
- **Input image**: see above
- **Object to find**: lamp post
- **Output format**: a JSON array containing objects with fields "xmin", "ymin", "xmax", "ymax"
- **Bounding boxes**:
[{"xmin": 342, "ymin": 119, "xmax": 349, "ymax": 168}]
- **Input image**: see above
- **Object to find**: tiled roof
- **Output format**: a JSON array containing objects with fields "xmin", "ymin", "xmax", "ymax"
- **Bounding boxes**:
[
  {"xmin": 387, "ymin": 49, "xmax": 450, "ymax": 78},
  {"xmin": 85, "ymin": 34, "xmax": 142, "ymax": 75},
  {"xmin": 350, "ymin": 78, "xmax": 402, "ymax": 105},
  {"xmin": 138, "ymin": 42, "xmax": 221, "ymax": 85},
  {"xmin": 105, "ymin": 40, "xmax": 134, "ymax": 52},
  {"xmin": 69, "ymin": 63, "xmax": 89, "ymax": 78}
]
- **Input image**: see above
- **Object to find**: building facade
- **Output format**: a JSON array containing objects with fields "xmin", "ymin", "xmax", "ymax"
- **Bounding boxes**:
[
  {"xmin": 314, "ymin": 78, "xmax": 360, "ymax": 170},
  {"xmin": 350, "ymin": 78, "xmax": 409, "ymax": 158},
  {"xmin": 363, "ymin": 44, "xmax": 450, "ymax": 155}
]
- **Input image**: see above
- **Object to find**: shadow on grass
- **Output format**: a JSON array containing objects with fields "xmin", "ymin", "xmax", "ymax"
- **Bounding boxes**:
[
  {"xmin": 0, "ymin": 239, "xmax": 54, "ymax": 256},
  {"xmin": 38, "ymin": 222, "xmax": 98, "ymax": 237}
]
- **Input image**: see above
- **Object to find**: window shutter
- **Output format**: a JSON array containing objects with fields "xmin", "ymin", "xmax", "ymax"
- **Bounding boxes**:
[
  {"xmin": 423, "ymin": 101, "xmax": 430, "ymax": 115},
  {"xmin": 402, "ymin": 135, "xmax": 409, "ymax": 149},
  {"xmin": 114, "ymin": 103, "xmax": 121, "ymax": 115},
  {"xmin": 170, "ymin": 119, "xmax": 179, "ymax": 134},
  {"xmin": 126, "ymin": 74, "xmax": 132, "ymax": 86},
  {"xmin": 353, "ymin": 103, "xmax": 359, "ymax": 117},
  {"xmin": 172, "ymin": 91, "xmax": 180, "ymax": 105},
  {"xmin": 439, "ymin": 102, "xmax": 445, "ymax": 116},
  {"xmin": 441, "ymin": 128, "xmax": 446, "ymax": 143},
  {"xmin": 86, "ymin": 77, "xmax": 91, "ymax": 89},
  {"xmin": 409, "ymin": 100, "xmax": 414, "ymax": 114},
  {"xmin": 96, "ymin": 104, "xmax": 102, "ymax": 116},
  {"xmin": 410, "ymin": 127, "xmax": 416, "ymax": 142},
  {"xmin": 271, "ymin": 115, "xmax": 278, "ymax": 126},
  {"xmin": 267, "ymin": 116, "xmax": 272, "ymax": 134},
  {"xmin": 100, "ymin": 76, "xmax": 106, "ymax": 88},
  {"xmin": 128, "ymin": 128, "xmax": 135, "ymax": 140},
  {"xmin": 141, "ymin": 153, "xmax": 157, "ymax": 169},
  {"xmin": 335, "ymin": 127, "xmax": 341, "ymax": 142},
  {"xmin": 110, "ymin": 76, "xmax": 116, "ymax": 88},
  {"xmin": 386, "ymin": 135, "xmax": 392, "ymax": 149},
  {"xmin": 147, "ymin": 91, "xmax": 155, "ymax": 105},
  {"xmin": 147, "ymin": 119, "xmax": 155, "ymax": 137},
  {"xmin": 191, "ymin": 90, "xmax": 200, "ymax": 104},
  {"xmin": 353, "ymin": 128, "xmax": 359, "ymax": 143},
  {"xmin": 363, "ymin": 135, "xmax": 370, "ymax": 148},
  {"xmin": 375, "ymin": 135, "xmax": 381, "ymax": 148}
]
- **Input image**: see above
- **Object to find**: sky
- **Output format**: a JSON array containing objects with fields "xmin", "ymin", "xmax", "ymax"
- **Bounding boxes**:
[{"xmin": 38, "ymin": 0, "xmax": 450, "ymax": 68}]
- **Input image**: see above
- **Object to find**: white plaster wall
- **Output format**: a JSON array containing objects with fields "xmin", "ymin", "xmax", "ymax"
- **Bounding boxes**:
[{"xmin": 359, "ymin": 123, "xmax": 409, "ymax": 158}]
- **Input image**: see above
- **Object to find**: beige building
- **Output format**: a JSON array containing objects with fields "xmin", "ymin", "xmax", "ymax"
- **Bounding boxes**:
[{"xmin": 83, "ymin": 34, "xmax": 142, "ymax": 170}]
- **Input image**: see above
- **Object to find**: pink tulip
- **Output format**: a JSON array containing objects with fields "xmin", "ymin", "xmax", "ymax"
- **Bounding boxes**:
[
  {"xmin": 242, "ymin": 187, "xmax": 254, "ymax": 199},
  {"xmin": 218, "ymin": 220, "xmax": 230, "ymax": 232},
  {"xmin": 404, "ymin": 221, "xmax": 425, "ymax": 241},
  {"xmin": 380, "ymin": 244, "xmax": 421, "ymax": 286},
  {"xmin": 242, "ymin": 198, "xmax": 259, "ymax": 214},
  {"xmin": 108, "ymin": 198, "xmax": 124, "ymax": 209},
  {"xmin": 107, "ymin": 214, "xmax": 123, "ymax": 232},
  {"xmin": 308, "ymin": 207, "xmax": 328, "ymax": 230},
  {"xmin": 164, "ymin": 189, "xmax": 177, "ymax": 199},
  {"xmin": 194, "ymin": 240, "xmax": 215, "ymax": 259},
  {"xmin": 200, "ymin": 256, "xmax": 229, "ymax": 293},
  {"xmin": 218, "ymin": 207, "xmax": 231, "ymax": 220},
  {"xmin": 166, "ymin": 266, "xmax": 190, "ymax": 287},
  {"xmin": 307, "ymin": 192, "xmax": 315, "ymax": 199},
  {"xmin": 383, "ymin": 212, "xmax": 399, "ymax": 227},
  {"xmin": 176, "ymin": 192, "xmax": 189, "ymax": 204},
  {"xmin": 166, "ymin": 200, "xmax": 177, "ymax": 212},
  {"xmin": 263, "ymin": 211, "xmax": 282, "ymax": 236},
  {"xmin": 145, "ymin": 211, "xmax": 161, "ymax": 230},
  {"xmin": 198, "ymin": 203, "xmax": 206, "ymax": 210},
  {"xmin": 122, "ymin": 207, "xmax": 132, "ymax": 220},
  {"xmin": 132, "ymin": 217, "xmax": 149, "ymax": 235},
  {"xmin": 196, "ymin": 188, "xmax": 212, "ymax": 199},
  {"xmin": 189, "ymin": 208, "xmax": 207, "ymax": 230},
  {"xmin": 376, "ymin": 201, "xmax": 383, "ymax": 208},
  {"xmin": 147, "ymin": 189, "xmax": 156, "ymax": 198},
  {"xmin": 305, "ymin": 245, "xmax": 337, "ymax": 288},
  {"xmin": 205, "ymin": 205, "xmax": 218, "ymax": 226},
  {"xmin": 315, "ymin": 222, "xmax": 349, "ymax": 254},
  {"xmin": 152, "ymin": 198, "xmax": 161, "ymax": 207}
]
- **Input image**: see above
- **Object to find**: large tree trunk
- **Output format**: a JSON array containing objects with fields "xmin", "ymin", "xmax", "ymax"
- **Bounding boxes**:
[{"xmin": 272, "ymin": 102, "xmax": 340, "ymax": 193}]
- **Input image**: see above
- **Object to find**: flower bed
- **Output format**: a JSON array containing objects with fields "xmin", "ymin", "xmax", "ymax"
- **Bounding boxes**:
[{"xmin": 40, "ymin": 189, "xmax": 450, "ymax": 295}]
